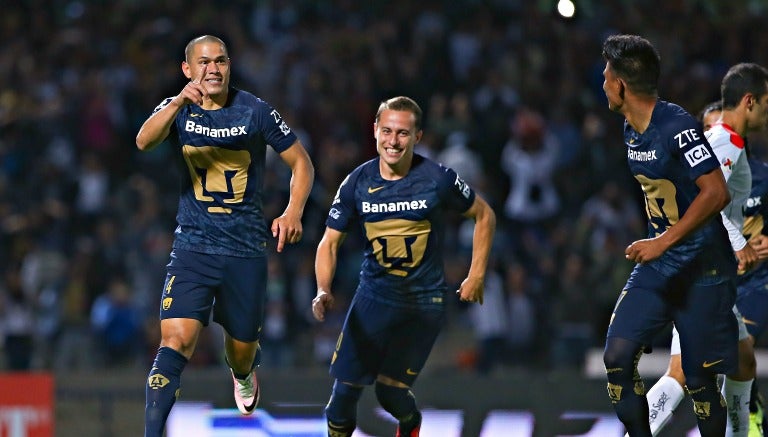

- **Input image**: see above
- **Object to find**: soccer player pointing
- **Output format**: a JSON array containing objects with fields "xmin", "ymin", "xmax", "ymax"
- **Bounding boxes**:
[
  {"xmin": 136, "ymin": 35, "xmax": 314, "ymax": 437},
  {"xmin": 312, "ymin": 96, "xmax": 495, "ymax": 436}
]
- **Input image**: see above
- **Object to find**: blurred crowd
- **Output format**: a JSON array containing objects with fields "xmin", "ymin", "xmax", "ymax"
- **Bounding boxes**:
[{"xmin": 2, "ymin": 0, "xmax": 768, "ymax": 375}]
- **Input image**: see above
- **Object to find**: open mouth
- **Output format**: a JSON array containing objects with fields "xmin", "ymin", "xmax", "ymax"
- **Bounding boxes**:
[{"xmin": 384, "ymin": 147, "xmax": 403, "ymax": 156}]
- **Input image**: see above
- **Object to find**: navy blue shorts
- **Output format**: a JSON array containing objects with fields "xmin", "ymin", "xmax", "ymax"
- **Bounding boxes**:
[
  {"xmin": 607, "ymin": 263, "xmax": 738, "ymax": 376},
  {"xmin": 330, "ymin": 293, "xmax": 445, "ymax": 386},
  {"xmin": 736, "ymin": 279, "xmax": 768, "ymax": 339},
  {"xmin": 159, "ymin": 248, "xmax": 267, "ymax": 342}
]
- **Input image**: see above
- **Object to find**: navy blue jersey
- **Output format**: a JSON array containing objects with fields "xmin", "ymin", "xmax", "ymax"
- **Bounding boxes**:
[
  {"xmin": 625, "ymin": 100, "xmax": 732, "ymax": 276},
  {"xmin": 738, "ymin": 157, "xmax": 768, "ymax": 285},
  {"xmin": 326, "ymin": 154, "xmax": 475, "ymax": 308},
  {"xmin": 152, "ymin": 88, "xmax": 298, "ymax": 257}
]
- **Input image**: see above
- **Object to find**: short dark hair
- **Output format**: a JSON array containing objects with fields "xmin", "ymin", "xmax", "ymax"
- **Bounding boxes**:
[
  {"xmin": 602, "ymin": 34, "xmax": 660, "ymax": 96},
  {"xmin": 721, "ymin": 63, "xmax": 768, "ymax": 109},
  {"xmin": 185, "ymin": 35, "xmax": 228, "ymax": 63},
  {"xmin": 375, "ymin": 96, "xmax": 423, "ymax": 130},
  {"xmin": 697, "ymin": 100, "xmax": 723, "ymax": 123}
]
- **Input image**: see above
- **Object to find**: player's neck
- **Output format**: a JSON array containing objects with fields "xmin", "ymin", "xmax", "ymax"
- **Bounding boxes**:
[
  {"xmin": 721, "ymin": 110, "xmax": 748, "ymax": 137},
  {"xmin": 200, "ymin": 93, "xmax": 228, "ymax": 110},
  {"xmin": 623, "ymin": 97, "xmax": 656, "ymax": 134},
  {"xmin": 379, "ymin": 157, "xmax": 412, "ymax": 180}
]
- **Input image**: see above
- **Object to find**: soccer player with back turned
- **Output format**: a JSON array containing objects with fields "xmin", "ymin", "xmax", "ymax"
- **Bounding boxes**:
[
  {"xmin": 640, "ymin": 64, "xmax": 768, "ymax": 437},
  {"xmin": 135, "ymin": 35, "xmax": 314, "ymax": 437},
  {"xmin": 312, "ymin": 96, "xmax": 495, "ymax": 437},
  {"xmin": 601, "ymin": 34, "xmax": 738, "ymax": 436}
]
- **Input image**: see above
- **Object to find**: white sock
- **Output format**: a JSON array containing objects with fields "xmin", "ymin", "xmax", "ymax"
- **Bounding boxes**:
[
  {"xmin": 645, "ymin": 375, "xmax": 685, "ymax": 436},
  {"xmin": 722, "ymin": 377, "xmax": 753, "ymax": 437}
]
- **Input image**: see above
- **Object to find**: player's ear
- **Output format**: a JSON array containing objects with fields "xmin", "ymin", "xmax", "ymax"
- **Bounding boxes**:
[
  {"xmin": 182, "ymin": 61, "xmax": 192, "ymax": 79},
  {"xmin": 618, "ymin": 79, "xmax": 626, "ymax": 100},
  {"xmin": 745, "ymin": 93, "xmax": 755, "ymax": 111}
]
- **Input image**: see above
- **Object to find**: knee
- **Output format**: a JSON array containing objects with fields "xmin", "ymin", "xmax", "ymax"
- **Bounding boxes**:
[
  {"xmin": 159, "ymin": 336, "xmax": 195, "ymax": 359},
  {"xmin": 603, "ymin": 344, "xmax": 632, "ymax": 372},
  {"xmin": 160, "ymin": 321, "xmax": 202, "ymax": 359},
  {"xmin": 683, "ymin": 373, "xmax": 718, "ymax": 394},
  {"xmin": 602, "ymin": 347, "xmax": 620, "ymax": 370},
  {"xmin": 374, "ymin": 381, "xmax": 417, "ymax": 420}
]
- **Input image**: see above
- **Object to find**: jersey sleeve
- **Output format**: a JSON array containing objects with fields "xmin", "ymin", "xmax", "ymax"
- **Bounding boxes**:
[
  {"xmin": 707, "ymin": 130, "xmax": 746, "ymax": 184},
  {"xmin": 152, "ymin": 97, "xmax": 175, "ymax": 114},
  {"xmin": 255, "ymin": 99, "xmax": 298, "ymax": 153},
  {"xmin": 325, "ymin": 172, "xmax": 358, "ymax": 232},
  {"xmin": 437, "ymin": 165, "xmax": 476, "ymax": 212},
  {"xmin": 151, "ymin": 97, "xmax": 179, "ymax": 142},
  {"xmin": 668, "ymin": 117, "xmax": 720, "ymax": 181},
  {"xmin": 720, "ymin": 210, "xmax": 748, "ymax": 251},
  {"xmin": 708, "ymin": 129, "xmax": 749, "ymax": 251}
]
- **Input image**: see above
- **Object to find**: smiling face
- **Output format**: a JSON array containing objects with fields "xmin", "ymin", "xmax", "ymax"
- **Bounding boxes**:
[
  {"xmin": 374, "ymin": 109, "xmax": 422, "ymax": 178},
  {"xmin": 182, "ymin": 40, "xmax": 230, "ymax": 102}
]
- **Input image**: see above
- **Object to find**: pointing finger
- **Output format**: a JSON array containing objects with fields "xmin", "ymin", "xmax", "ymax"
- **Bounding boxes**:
[
  {"xmin": 192, "ymin": 63, "xmax": 207, "ymax": 84},
  {"xmin": 192, "ymin": 64, "xmax": 208, "ymax": 105},
  {"xmin": 276, "ymin": 225, "xmax": 287, "ymax": 253}
]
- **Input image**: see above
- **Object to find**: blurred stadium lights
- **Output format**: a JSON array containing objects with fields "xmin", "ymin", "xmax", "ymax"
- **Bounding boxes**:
[{"xmin": 557, "ymin": 0, "xmax": 576, "ymax": 18}]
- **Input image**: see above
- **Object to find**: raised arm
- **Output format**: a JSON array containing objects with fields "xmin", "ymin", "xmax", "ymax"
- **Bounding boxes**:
[{"xmin": 136, "ymin": 64, "xmax": 210, "ymax": 151}]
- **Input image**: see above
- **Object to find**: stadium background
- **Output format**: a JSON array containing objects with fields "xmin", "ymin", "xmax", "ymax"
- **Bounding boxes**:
[{"xmin": 2, "ymin": 0, "xmax": 768, "ymax": 436}]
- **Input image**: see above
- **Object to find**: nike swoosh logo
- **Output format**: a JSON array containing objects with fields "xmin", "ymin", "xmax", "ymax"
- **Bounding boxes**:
[
  {"xmin": 244, "ymin": 385, "xmax": 259, "ymax": 413},
  {"xmin": 190, "ymin": 113, "xmax": 204, "ymax": 118},
  {"xmin": 743, "ymin": 317, "xmax": 758, "ymax": 326},
  {"xmin": 703, "ymin": 359, "xmax": 724, "ymax": 368},
  {"xmin": 368, "ymin": 186, "xmax": 384, "ymax": 193},
  {"xmin": 406, "ymin": 368, "xmax": 418, "ymax": 375}
]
